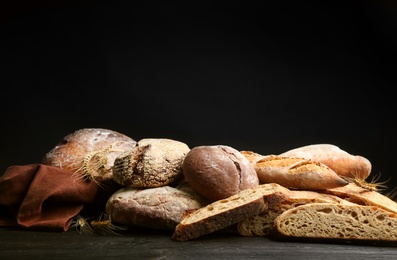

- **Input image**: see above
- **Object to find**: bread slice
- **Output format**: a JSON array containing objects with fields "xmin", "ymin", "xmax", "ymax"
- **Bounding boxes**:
[
  {"xmin": 326, "ymin": 183, "xmax": 397, "ymax": 214},
  {"xmin": 237, "ymin": 189, "xmax": 356, "ymax": 236},
  {"xmin": 171, "ymin": 183, "xmax": 289, "ymax": 241},
  {"xmin": 273, "ymin": 202, "xmax": 397, "ymax": 243}
]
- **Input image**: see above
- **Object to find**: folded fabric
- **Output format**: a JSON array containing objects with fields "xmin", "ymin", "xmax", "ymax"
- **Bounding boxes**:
[{"xmin": 0, "ymin": 164, "xmax": 120, "ymax": 231}]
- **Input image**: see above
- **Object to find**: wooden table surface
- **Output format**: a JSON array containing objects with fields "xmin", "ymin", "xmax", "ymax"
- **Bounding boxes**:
[{"xmin": 1, "ymin": 227, "xmax": 397, "ymax": 260}]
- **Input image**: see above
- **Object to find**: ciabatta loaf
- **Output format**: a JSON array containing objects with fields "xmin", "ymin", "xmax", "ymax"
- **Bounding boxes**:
[
  {"xmin": 279, "ymin": 144, "xmax": 372, "ymax": 180},
  {"xmin": 252, "ymin": 155, "xmax": 348, "ymax": 190},
  {"xmin": 237, "ymin": 189, "xmax": 355, "ymax": 236},
  {"xmin": 172, "ymin": 183, "xmax": 289, "ymax": 241},
  {"xmin": 273, "ymin": 203, "xmax": 397, "ymax": 243}
]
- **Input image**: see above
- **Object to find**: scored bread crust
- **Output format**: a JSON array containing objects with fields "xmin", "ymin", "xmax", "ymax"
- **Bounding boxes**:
[
  {"xmin": 172, "ymin": 183, "xmax": 286, "ymax": 241},
  {"xmin": 273, "ymin": 203, "xmax": 397, "ymax": 242},
  {"xmin": 237, "ymin": 189, "xmax": 356, "ymax": 236},
  {"xmin": 252, "ymin": 155, "xmax": 348, "ymax": 190},
  {"xmin": 279, "ymin": 144, "xmax": 372, "ymax": 180}
]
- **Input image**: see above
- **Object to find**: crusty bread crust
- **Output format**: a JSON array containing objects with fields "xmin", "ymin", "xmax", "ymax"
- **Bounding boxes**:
[
  {"xmin": 182, "ymin": 145, "xmax": 259, "ymax": 202},
  {"xmin": 273, "ymin": 203, "xmax": 397, "ymax": 242},
  {"xmin": 253, "ymin": 155, "xmax": 348, "ymax": 190},
  {"xmin": 172, "ymin": 183, "xmax": 285, "ymax": 241},
  {"xmin": 112, "ymin": 138, "xmax": 190, "ymax": 188},
  {"xmin": 106, "ymin": 182, "xmax": 208, "ymax": 230},
  {"xmin": 279, "ymin": 144, "xmax": 372, "ymax": 180}
]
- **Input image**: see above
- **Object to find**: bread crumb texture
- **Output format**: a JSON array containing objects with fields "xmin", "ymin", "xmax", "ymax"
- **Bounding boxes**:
[
  {"xmin": 275, "ymin": 203, "xmax": 397, "ymax": 241},
  {"xmin": 172, "ymin": 183, "xmax": 282, "ymax": 241}
]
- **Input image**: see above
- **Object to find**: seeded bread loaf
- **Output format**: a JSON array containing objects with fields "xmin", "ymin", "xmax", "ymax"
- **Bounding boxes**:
[{"xmin": 273, "ymin": 203, "xmax": 397, "ymax": 243}]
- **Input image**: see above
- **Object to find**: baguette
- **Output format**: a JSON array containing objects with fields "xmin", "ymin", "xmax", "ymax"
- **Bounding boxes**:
[
  {"xmin": 172, "ymin": 183, "xmax": 288, "ymax": 241},
  {"xmin": 279, "ymin": 144, "xmax": 372, "ymax": 180},
  {"xmin": 237, "ymin": 189, "xmax": 355, "ymax": 236},
  {"xmin": 273, "ymin": 202, "xmax": 397, "ymax": 243},
  {"xmin": 253, "ymin": 155, "xmax": 348, "ymax": 190}
]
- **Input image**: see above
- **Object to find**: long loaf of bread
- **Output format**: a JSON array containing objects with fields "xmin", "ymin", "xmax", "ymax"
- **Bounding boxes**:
[
  {"xmin": 279, "ymin": 144, "xmax": 372, "ymax": 180},
  {"xmin": 250, "ymin": 155, "xmax": 348, "ymax": 190}
]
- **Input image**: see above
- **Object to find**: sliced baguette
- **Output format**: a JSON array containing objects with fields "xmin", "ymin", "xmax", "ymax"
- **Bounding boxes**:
[
  {"xmin": 273, "ymin": 202, "xmax": 397, "ymax": 243},
  {"xmin": 253, "ymin": 155, "xmax": 348, "ymax": 190},
  {"xmin": 171, "ymin": 183, "xmax": 289, "ymax": 241},
  {"xmin": 237, "ymin": 189, "xmax": 356, "ymax": 236}
]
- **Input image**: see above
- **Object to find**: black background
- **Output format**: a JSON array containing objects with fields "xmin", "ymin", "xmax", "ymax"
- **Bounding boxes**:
[{"xmin": 1, "ymin": 1, "xmax": 397, "ymax": 193}]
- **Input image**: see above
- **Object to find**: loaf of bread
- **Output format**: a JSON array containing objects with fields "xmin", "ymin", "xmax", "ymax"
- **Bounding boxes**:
[
  {"xmin": 105, "ymin": 181, "xmax": 209, "ymax": 230},
  {"xmin": 182, "ymin": 145, "xmax": 259, "ymax": 202},
  {"xmin": 279, "ymin": 144, "xmax": 372, "ymax": 181},
  {"xmin": 42, "ymin": 128, "xmax": 136, "ymax": 182},
  {"xmin": 112, "ymin": 138, "xmax": 190, "ymax": 188},
  {"xmin": 240, "ymin": 150, "xmax": 266, "ymax": 164},
  {"xmin": 273, "ymin": 203, "xmax": 397, "ymax": 243},
  {"xmin": 252, "ymin": 155, "xmax": 348, "ymax": 190},
  {"xmin": 237, "ymin": 189, "xmax": 356, "ymax": 236},
  {"xmin": 172, "ymin": 183, "xmax": 286, "ymax": 241}
]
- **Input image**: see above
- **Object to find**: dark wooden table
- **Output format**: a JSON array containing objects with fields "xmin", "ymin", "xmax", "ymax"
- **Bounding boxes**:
[{"xmin": 1, "ymin": 227, "xmax": 397, "ymax": 260}]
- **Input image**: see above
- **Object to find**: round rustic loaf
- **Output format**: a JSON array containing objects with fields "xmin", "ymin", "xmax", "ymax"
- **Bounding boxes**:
[
  {"xmin": 182, "ymin": 145, "xmax": 260, "ymax": 202},
  {"xmin": 112, "ymin": 138, "xmax": 190, "ymax": 188},
  {"xmin": 105, "ymin": 181, "xmax": 209, "ymax": 230},
  {"xmin": 42, "ymin": 128, "xmax": 136, "ymax": 181}
]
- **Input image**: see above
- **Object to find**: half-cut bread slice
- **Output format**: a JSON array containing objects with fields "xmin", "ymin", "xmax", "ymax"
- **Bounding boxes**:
[
  {"xmin": 273, "ymin": 202, "xmax": 397, "ymax": 243},
  {"xmin": 237, "ymin": 189, "xmax": 355, "ymax": 236},
  {"xmin": 172, "ymin": 183, "xmax": 289, "ymax": 241}
]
